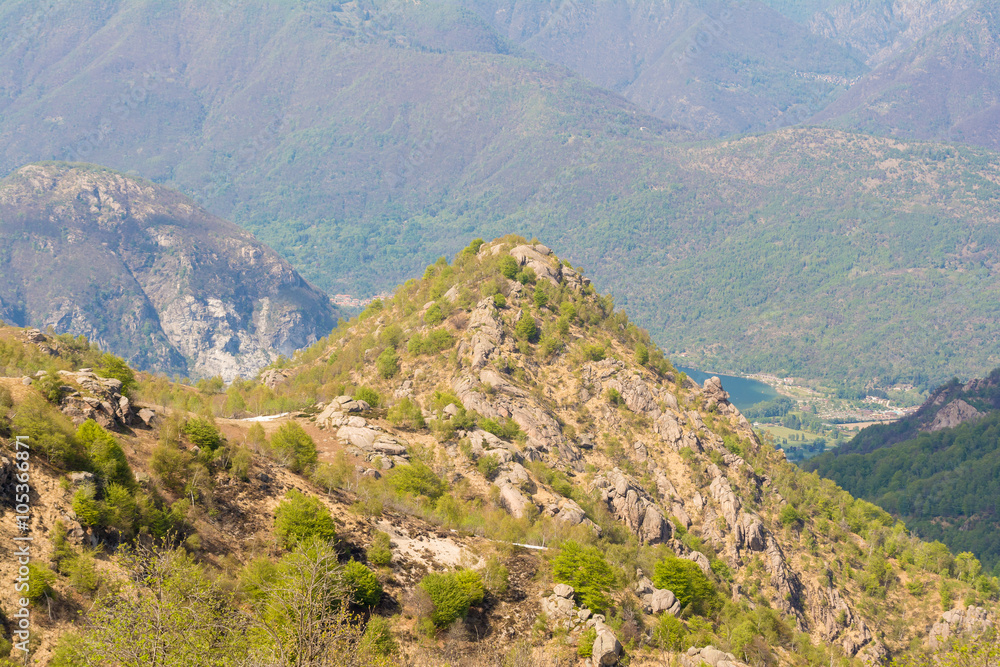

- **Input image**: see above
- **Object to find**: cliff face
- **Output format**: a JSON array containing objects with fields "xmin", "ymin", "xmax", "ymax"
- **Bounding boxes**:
[{"xmin": 0, "ymin": 163, "xmax": 339, "ymax": 380}]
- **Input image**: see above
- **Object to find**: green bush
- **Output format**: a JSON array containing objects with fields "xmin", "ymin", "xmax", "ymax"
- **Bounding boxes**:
[
  {"xmin": 654, "ymin": 614, "xmax": 687, "ymax": 651},
  {"xmin": 376, "ymin": 347, "xmax": 400, "ymax": 379},
  {"xmin": 388, "ymin": 462, "xmax": 445, "ymax": 500},
  {"xmin": 77, "ymin": 420, "xmax": 134, "ymax": 488},
  {"xmin": 424, "ymin": 303, "xmax": 445, "ymax": 326},
  {"xmin": 419, "ymin": 570, "xmax": 485, "ymax": 628},
  {"xmin": 354, "ymin": 387, "xmax": 380, "ymax": 407},
  {"xmin": 72, "ymin": 486, "xmax": 105, "ymax": 527},
  {"xmin": 183, "ymin": 418, "xmax": 223, "ymax": 450},
  {"xmin": 499, "ymin": 255, "xmax": 519, "ymax": 279},
  {"xmin": 779, "ymin": 504, "xmax": 802, "ymax": 528},
  {"xmin": 13, "ymin": 393, "xmax": 86, "ymax": 467},
  {"xmin": 552, "ymin": 541, "xmax": 617, "ymax": 614},
  {"xmin": 361, "ymin": 616, "xmax": 398, "ymax": 657},
  {"xmin": 367, "ymin": 531, "xmax": 393, "ymax": 567},
  {"xmin": 274, "ymin": 489, "xmax": 337, "ymax": 548},
  {"xmin": 387, "ymin": 398, "xmax": 425, "ymax": 430},
  {"xmin": 343, "ymin": 560, "xmax": 383, "ymax": 607},
  {"xmin": 514, "ymin": 315, "xmax": 538, "ymax": 342},
  {"xmin": 103, "ymin": 483, "xmax": 138, "ymax": 535},
  {"xmin": 478, "ymin": 417, "xmax": 522, "ymax": 441},
  {"xmin": 635, "ymin": 344, "xmax": 649, "ymax": 366},
  {"xmin": 515, "ymin": 267, "xmax": 536, "ymax": 285},
  {"xmin": 606, "ymin": 388, "xmax": 623, "ymax": 406},
  {"xmin": 578, "ymin": 627, "xmax": 596, "ymax": 657},
  {"xmin": 269, "ymin": 422, "xmax": 318, "ymax": 473},
  {"xmin": 476, "ymin": 454, "xmax": 501, "ymax": 480},
  {"xmin": 493, "ymin": 293, "xmax": 507, "ymax": 308},
  {"xmin": 408, "ymin": 328, "xmax": 454, "ymax": 355},
  {"xmin": 533, "ymin": 285, "xmax": 549, "ymax": 308},
  {"xmin": 581, "ymin": 344, "xmax": 606, "ymax": 361},
  {"xmin": 96, "ymin": 353, "xmax": 137, "ymax": 395},
  {"xmin": 24, "ymin": 563, "xmax": 56, "ymax": 605},
  {"xmin": 653, "ymin": 556, "xmax": 715, "ymax": 611}
]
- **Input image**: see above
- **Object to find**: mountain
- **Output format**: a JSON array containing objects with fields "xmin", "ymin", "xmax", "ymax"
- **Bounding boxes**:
[
  {"xmin": 805, "ymin": 367, "xmax": 1000, "ymax": 569},
  {"xmin": 814, "ymin": 2, "xmax": 1000, "ymax": 151},
  {"xmin": 4, "ymin": 238, "xmax": 996, "ymax": 665},
  {"xmin": 0, "ymin": 162, "xmax": 339, "ymax": 380},
  {"xmin": 467, "ymin": 0, "xmax": 866, "ymax": 137},
  {"xmin": 2, "ymin": 1, "xmax": 1000, "ymax": 389}
]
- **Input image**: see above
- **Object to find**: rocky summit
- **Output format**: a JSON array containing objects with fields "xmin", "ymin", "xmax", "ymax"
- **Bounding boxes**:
[{"xmin": 0, "ymin": 163, "xmax": 339, "ymax": 380}]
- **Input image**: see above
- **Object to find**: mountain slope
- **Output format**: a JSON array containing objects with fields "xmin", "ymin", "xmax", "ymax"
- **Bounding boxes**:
[
  {"xmin": 814, "ymin": 3, "xmax": 1000, "ymax": 150},
  {"xmin": 468, "ymin": 0, "xmax": 866, "ymax": 137},
  {"xmin": 0, "ymin": 163, "xmax": 339, "ymax": 380},
  {"xmin": 2, "ymin": 239, "xmax": 998, "ymax": 665},
  {"xmin": 806, "ymin": 368, "xmax": 1000, "ymax": 569}
]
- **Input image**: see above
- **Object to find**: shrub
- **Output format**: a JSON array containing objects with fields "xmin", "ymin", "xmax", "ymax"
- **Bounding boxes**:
[
  {"xmin": 478, "ymin": 417, "xmax": 522, "ymax": 441},
  {"xmin": 65, "ymin": 549, "xmax": 101, "ymax": 595},
  {"xmin": 514, "ymin": 315, "xmax": 538, "ymax": 342},
  {"xmin": 274, "ymin": 489, "xmax": 337, "ymax": 548},
  {"xmin": 779, "ymin": 504, "xmax": 802, "ymax": 528},
  {"xmin": 230, "ymin": 447, "xmax": 252, "ymax": 481},
  {"xmin": 183, "ymin": 418, "xmax": 223, "ymax": 450},
  {"xmin": 499, "ymin": 255, "xmax": 519, "ymax": 279},
  {"xmin": 361, "ymin": 616, "xmax": 398, "ymax": 657},
  {"xmin": 343, "ymin": 560, "xmax": 383, "ymax": 607},
  {"xmin": 581, "ymin": 344, "xmax": 605, "ymax": 361},
  {"xmin": 654, "ymin": 614, "xmax": 687, "ymax": 651},
  {"xmin": 387, "ymin": 398, "xmax": 425, "ymax": 430},
  {"xmin": 103, "ymin": 483, "xmax": 138, "ymax": 536},
  {"xmin": 653, "ymin": 556, "xmax": 715, "ymax": 611},
  {"xmin": 24, "ymin": 562, "xmax": 56, "ymax": 604},
  {"xmin": 388, "ymin": 462, "xmax": 445, "ymax": 500},
  {"xmin": 552, "ymin": 541, "xmax": 616, "ymax": 613},
  {"xmin": 424, "ymin": 303, "xmax": 445, "ymax": 326},
  {"xmin": 96, "ymin": 353, "xmax": 137, "ymax": 395},
  {"xmin": 367, "ymin": 531, "xmax": 393, "ymax": 567},
  {"xmin": 72, "ymin": 486, "xmax": 105, "ymax": 527},
  {"xmin": 354, "ymin": 387, "xmax": 380, "ymax": 407},
  {"xmin": 578, "ymin": 628, "xmax": 596, "ymax": 657},
  {"xmin": 606, "ymin": 388, "xmax": 623, "ymax": 406},
  {"xmin": 419, "ymin": 570, "xmax": 485, "ymax": 628},
  {"xmin": 408, "ymin": 328, "xmax": 454, "ymax": 355},
  {"xmin": 515, "ymin": 267, "xmax": 536, "ymax": 285},
  {"xmin": 13, "ymin": 393, "xmax": 86, "ymax": 467},
  {"xmin": 533, "ymin": 285, "xmax": 549, "ymax": 308},
  {"xmin": 77, "ymin": 420, "xmax": 133, "ymax": 488},
  {"xmin": 269, "ymin": 422, "xmax": 318, "ymax": 473},
  {"xmin": 477, "ymin": 454, "xmax": 501, "ymax": 480},
  {"xmin": 376, "ymin": 348, "xmax": 400, "ymax": 379},
  {"xmin": 493, "ymin": 293, "xmax": 507, "ymax": 308},
  {"xmin": 635, "ymin": 343, "xmax": 649, "ymax": 366}
]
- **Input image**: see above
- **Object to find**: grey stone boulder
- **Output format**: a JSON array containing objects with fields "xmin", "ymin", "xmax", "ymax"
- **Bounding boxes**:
[
  {"xmin": 553, "ymin": 583, "xmax": 574, "ymax": 599},
  {"xmin": 592, "ymin": 626, "xmax": 622, "ymax": 666}
]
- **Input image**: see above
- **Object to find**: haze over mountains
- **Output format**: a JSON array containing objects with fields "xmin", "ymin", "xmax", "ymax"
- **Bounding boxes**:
[{"xmin": 1, "ymin": 0, "xmax": 999, "ymax": 388}]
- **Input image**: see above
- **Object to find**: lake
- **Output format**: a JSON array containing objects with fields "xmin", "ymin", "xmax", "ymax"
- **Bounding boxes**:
[{"xmin": 676, "ymin": 365, "xmax": 778, "ymax": 411}]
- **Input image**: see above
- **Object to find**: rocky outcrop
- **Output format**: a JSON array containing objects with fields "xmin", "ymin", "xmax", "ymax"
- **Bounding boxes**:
[
  {"xmin": 0, "ymin": 164, "xmax": 339, "ymax": 380},
  {"xmin": 53, "ymin": 369, "xmax": 141, "ymax": 430},
  {"xmin": 316, "ymin": 395, "xmax": 371, "ymax": 428},
  {"xmin": 542, "ymin": 497, "xmax": 600, "ymax": 533},
  {"xmin": 680, "ymin": 645, "xmax": 748, "ymax": 667},
  {"xmin": 929, "ymin": 606, "xmax": 994, "ymax": 648},
  {"xmin": 635, "ymin": 573, "xmax": 682, "ymax": 616},
  {"xmin": 927, "ymin": 399, "xmax": 983, "ymax": 432},
  {"xmin": 593, "ymin": 469, "xmax": 671, "ymax": 544}
]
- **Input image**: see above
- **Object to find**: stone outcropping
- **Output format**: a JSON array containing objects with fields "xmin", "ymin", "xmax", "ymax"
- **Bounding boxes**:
[
  {"xmin": 929, "ymin": 606, "xmax": 994, "ymax": 648},
  {"xmin": 53, "ymin": 369, "xmax": 142, "ymax": 430},
  {"xmin": 680, "ymin": 646, "xmax": 748, "ymax": 667},
  {"xmin": 593, "ymin": 469, "xmax": 671, "ymax": 544},
  {"xmin": 927, "ymin": 399, "xmax": 983, "ymax": 432}
]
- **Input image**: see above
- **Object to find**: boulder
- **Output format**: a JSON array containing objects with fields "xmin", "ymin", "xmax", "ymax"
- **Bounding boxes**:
[
  {"xmin": 137, "ymin": 408, "xmax": 157, "ymax": 427},
  {"xmin": 649, "ymin": 588, "xmax": 680, "ymax": 615},
  {"xmin": 553, "ymin": 583, "xmax": 575, "ymax": 599},
  {"xmin": 336, "ymin": 426, "xmax": 380, "ymax": 450},
  {"xmin": 68, "ymin": 471, "xmax": 96, "ymax": 487},
  {"xmin": 498, "ymin": 484, "xmax": 532, "ymax": 519},
  {"xmin": 592, "ymin": 626, "xmax": 622, "ymax": 666}
]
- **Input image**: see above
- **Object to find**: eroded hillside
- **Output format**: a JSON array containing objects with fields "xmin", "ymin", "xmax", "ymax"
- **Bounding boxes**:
[{"xmin": 0, "ymin": 238, "xmax": 996, "ymax": 666}]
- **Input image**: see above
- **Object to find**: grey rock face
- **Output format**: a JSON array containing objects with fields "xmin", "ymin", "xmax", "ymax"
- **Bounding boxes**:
[{"xmin": 593, "ymin": 468, "xmax": 671, "ymax": 544}]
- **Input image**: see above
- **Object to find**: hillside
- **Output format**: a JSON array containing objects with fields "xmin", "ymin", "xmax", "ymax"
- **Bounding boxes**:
[
  {"xmin": 805, "ymin": 368, "xmax": 1000, "ymax": 570},
  {"xmin": 0, "ymin": 236, "xmax": 985, "ymax": 666},
  {"xmin": 2, "ymin": 1, "xmax": 1000, "ymax": 389},
  {"xmin": 0, "ymin": 163, "xmax": 339, "ymax": 380},
  {"xmin": 468, "ymin": 0, "xmax": 866, "ymax": 137},
  {"xmin": 814, "ymin": 2, "xmax": 1000, "ymax": 151}
]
